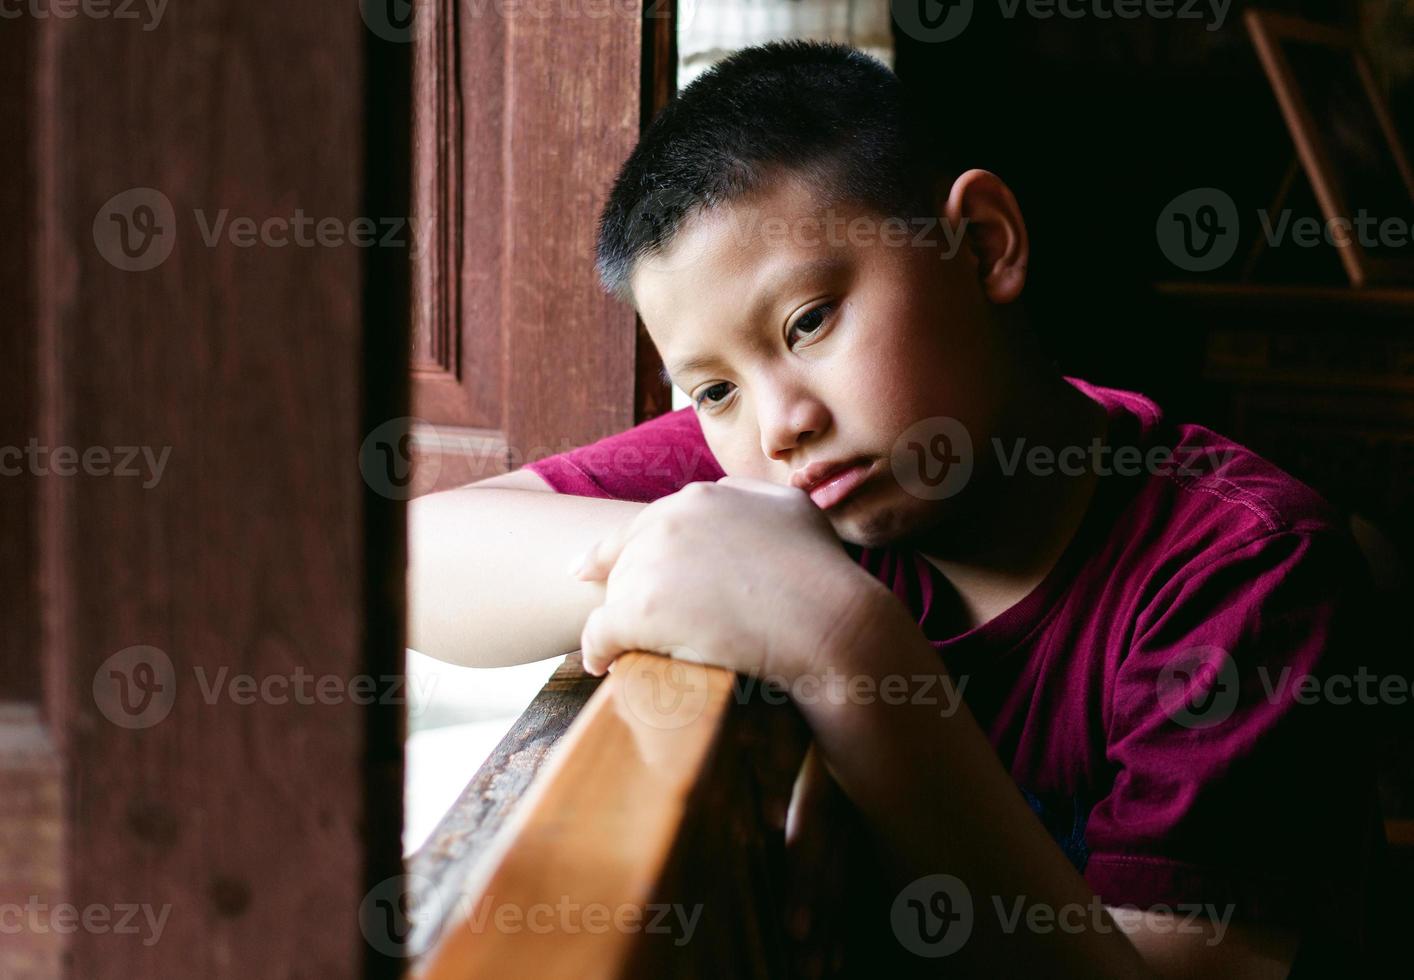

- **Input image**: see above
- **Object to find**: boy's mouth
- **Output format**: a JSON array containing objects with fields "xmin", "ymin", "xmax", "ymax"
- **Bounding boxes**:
[{"xmin": 791, "ymin": 456, "xmax": 877, "ymax": 510}]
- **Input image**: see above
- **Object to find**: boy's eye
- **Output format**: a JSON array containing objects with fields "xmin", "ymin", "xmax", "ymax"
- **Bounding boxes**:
[
  {"xmin": 787, "ymin": 303, "xmax": 834, "ymax": 348},
  {"xmin": 694, "ymin": 381, "xmax": 735, "ymax": 410}
]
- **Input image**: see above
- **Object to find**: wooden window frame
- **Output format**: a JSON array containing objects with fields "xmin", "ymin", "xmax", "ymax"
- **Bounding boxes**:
[
  {"xmin": 410, "ymin": 655, "xmax": 805, "ymax": 977},
  {"xmin": 406, "ymin": 0, "xmax": 675, "ymax": 493},
  {"xmin": 398, "ymin": 2, "xmax": 815, "ymax": 973},
  {"xmin": 4, "ymin": 3, "xmax": 412, "ymax": 977}
]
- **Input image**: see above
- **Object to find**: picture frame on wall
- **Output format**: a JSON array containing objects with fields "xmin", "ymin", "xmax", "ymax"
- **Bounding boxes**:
[{"xmin": 1246, "ymin": 8, "xmax": 1414, "ymax": 287}]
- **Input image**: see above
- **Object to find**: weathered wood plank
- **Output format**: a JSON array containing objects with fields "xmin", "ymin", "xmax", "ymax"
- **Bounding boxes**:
[
  {"xmin": 33, "ymin": 3, "xmax": 410, "ymax": 976},
  {"xmin": 413, "ymin": 653, "xmax": 807, "ymax": 979},
  {"xmin": 406, "ymin": 654, "xmax": 604, "ymax": 958},
  {"xmin": 0, "ymin": 707, "xmax": 63, "ymax": 980}
]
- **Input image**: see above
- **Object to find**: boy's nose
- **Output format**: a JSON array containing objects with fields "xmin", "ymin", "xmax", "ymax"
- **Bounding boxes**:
[{"xmin": 759, "ymin": 387, "xmax": 830, "ymax": 462}]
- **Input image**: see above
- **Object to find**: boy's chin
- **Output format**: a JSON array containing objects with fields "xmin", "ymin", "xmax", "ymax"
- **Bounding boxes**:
[{"xmin": 827, "ymin": 492, "xmax": 943, "ymax": 550}]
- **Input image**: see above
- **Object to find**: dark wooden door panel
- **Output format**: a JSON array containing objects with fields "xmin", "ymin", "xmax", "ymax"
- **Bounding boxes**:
[
  {"xmin": 6, "ymin": 4, "xmax": 410, "ymax": 977},
  {"xmin": 409, "ymin": 1, "xmax": 673, "ymax": 493}
]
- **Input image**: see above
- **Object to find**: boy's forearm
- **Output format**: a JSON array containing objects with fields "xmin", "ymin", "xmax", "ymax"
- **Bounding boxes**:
[
  {"xmin": 406, "ymin": 487, "xmax": 644, "ymax": 667},
  {"xmin": 798, "ymin": 592, "xmax": 1153, "ymax": 978}
]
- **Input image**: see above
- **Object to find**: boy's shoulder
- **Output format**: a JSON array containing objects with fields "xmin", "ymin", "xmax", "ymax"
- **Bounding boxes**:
[
  {"xmin": 524, "ymin": 405, "xmax": 722, "ymax": 502},
  {"xmin": 1075, "ymin": 377, "xmax": 1345, "ymax": 541},
  {"xmin": 1071, "ymin": 378, "xmax": 1365, "ymax": 592}
]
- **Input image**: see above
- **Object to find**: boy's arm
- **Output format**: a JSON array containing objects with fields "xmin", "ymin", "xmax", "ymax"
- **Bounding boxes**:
[
  {"xmin": 807, "ymin": 588, "xmax": 1297, "ymax": 978},
  {"xmin": 570, "ymin": 478, "xmax": 1318, "ymax": 977},
  {"xmin": 408, "ymin": 406, "xmax": 722, "ymax": 666},
  {"xmin": 406, "ymin": 470, "xmax": 644, "ymax": 667}
]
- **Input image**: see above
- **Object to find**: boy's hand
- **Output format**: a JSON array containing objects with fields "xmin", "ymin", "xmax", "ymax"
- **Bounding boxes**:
[{"xmin": 571, "ymin": 476, "xmax": 876, "ymax": 681}]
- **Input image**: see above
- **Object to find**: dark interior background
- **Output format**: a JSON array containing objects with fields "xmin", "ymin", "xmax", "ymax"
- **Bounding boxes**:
[
  {"xmin": 894, "ymin": 0, "xmax": 1414, "ymax": 839},
  {"xmin": 895, "ymin": 0, "xmax": 1414, "ymax": 541}
]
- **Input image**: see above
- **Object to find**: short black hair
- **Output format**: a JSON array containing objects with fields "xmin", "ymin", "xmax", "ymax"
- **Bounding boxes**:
[{"xmin": 595, "ymin": 40, "xmax": 950, "ymax": 301}]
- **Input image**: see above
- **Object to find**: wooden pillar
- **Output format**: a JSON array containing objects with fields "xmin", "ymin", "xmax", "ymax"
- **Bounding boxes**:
[{"xmin": 4, "ymin": 3, "xmax": 411, "ymax": 976}]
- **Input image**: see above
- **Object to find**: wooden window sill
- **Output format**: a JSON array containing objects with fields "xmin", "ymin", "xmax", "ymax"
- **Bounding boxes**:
[{"xmin": 407, "ymin": 652, "xmax": 805, "ymax": 977}]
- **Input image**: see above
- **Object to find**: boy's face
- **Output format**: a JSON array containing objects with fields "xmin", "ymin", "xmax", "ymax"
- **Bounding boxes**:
[{"xmin": 630, "ymin": 171, "xmax": 1030, "ymax": 548}]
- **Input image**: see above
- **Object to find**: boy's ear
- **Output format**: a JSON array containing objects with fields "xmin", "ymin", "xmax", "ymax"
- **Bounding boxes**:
[{"xmin": 937, "ymin": 170, "xmax": 1029, "ymax": 305}]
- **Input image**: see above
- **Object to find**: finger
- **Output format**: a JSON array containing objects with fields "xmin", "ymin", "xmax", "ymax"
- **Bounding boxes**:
[
  {"xmin": 571, "ymin": 516, "xmax": 638, "ymax": 583},
  {"xmin": 579, "ymin": 604, "xmax": 615, "ymax": 676},
  {"xmin": 578, "ymin": 601, "xmax": 655, "ymax": 677},
  {"xmin": 716, "ymin": 474, "xmax": 796, "ymax": 497}
]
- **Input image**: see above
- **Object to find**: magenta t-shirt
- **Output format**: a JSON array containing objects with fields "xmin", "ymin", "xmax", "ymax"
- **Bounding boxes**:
[{"xmin": 527, "ymin": 377, "xmax": 1379, "ymax": 947}]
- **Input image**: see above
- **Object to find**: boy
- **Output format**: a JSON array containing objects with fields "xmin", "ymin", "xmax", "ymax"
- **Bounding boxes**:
[{"xmin": 408, "ymin": 42, "xmax": 1379, "ymax": 977}]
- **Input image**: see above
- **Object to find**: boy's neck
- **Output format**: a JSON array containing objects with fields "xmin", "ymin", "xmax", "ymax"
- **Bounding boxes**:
[{"xmin": 911, "ymin": 374, "xmax": 1110, "ymax": 632}]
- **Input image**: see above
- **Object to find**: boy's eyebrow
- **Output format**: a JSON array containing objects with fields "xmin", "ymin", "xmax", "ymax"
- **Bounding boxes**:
[
  {"xmin": 660, "ymin": 353, "xmax": 721, "ymax": 388},
  {"xmin": 660, "ymin": 255, "xmax": 850, "ymax": 386}
]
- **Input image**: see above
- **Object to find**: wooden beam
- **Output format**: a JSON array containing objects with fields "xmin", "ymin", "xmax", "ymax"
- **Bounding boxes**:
[
  {"xmin": 30, "ymin": 3, "xmax": 410, "ymax": 975},
  {"xmin": 0, "ymin": 707, "xmax": 63, "ymax": 980},
  {"xmin": 417, "ymin": 653, "xmax": 799, "ymax": 979}
]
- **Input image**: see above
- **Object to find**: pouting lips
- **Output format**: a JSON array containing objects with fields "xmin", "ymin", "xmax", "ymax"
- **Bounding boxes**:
[{"xmin": 799, "ymin": 458, "xmax": 876, "ymax": 510}]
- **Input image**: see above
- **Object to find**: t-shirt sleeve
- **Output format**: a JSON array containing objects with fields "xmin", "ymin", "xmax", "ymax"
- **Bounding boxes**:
[
  {"xmin": 1085, "ymin": 525, "xmax": 1380, "ymax": 945},
  {"xmin": 522, "ymin": 406, "xmax": 725, "ymax": 502}
]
